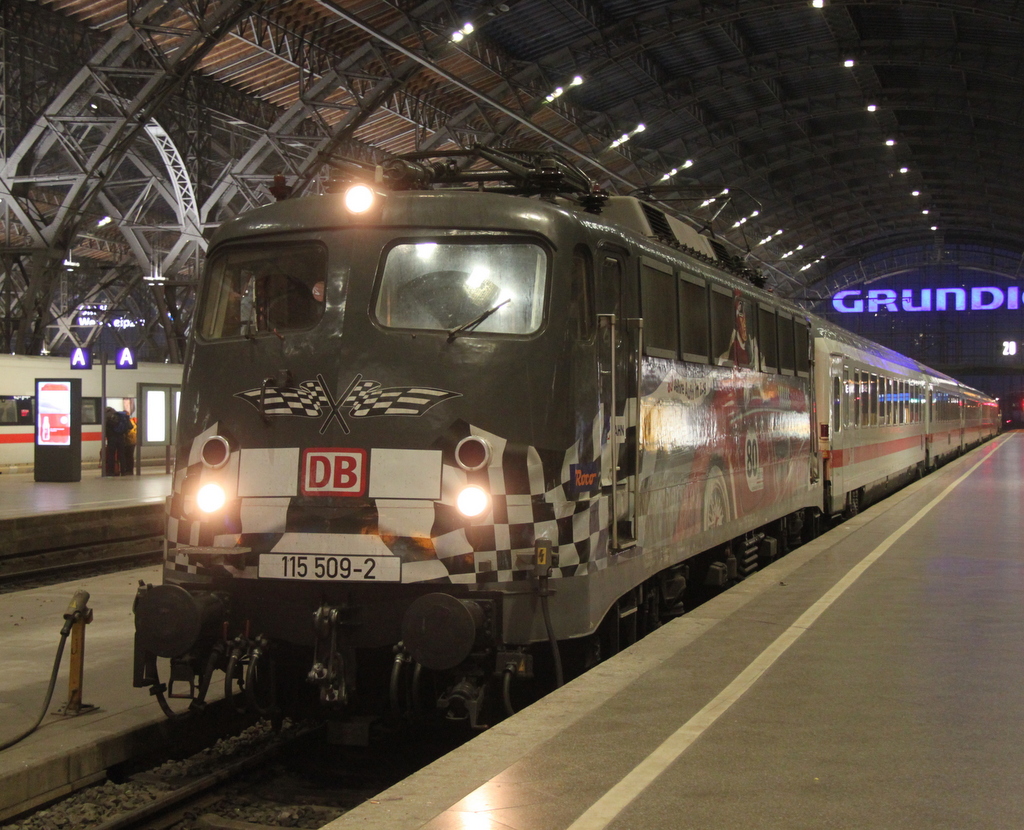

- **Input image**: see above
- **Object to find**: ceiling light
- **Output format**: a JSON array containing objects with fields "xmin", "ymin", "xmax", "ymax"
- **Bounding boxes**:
[
  {"xmin": 844, "ymin": 59, "xmax": 855, "ymax": 68},
  {"xmin": 912, "ymin": 190, "xmax": 920, "ymax": 196},
  {"xmin": 886, "ymin": 139, "xmax": 896, "ymax": 146},
  {"xmin": 812, "ymin": 0, "xmax": 824, "ymax": 7},
  {"xmin": 899, "ymin": 167, "xmax": 909, "ymax": 174},
  {"xmin": 609, "ymin": 123, "xmax": 646, "ymax": 150},
  {"xmin": 867, "ymin": 104, "xmax": 877, "ymax": 112}
]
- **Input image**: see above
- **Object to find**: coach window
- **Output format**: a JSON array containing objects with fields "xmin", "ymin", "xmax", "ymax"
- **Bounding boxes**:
[
  {"xmin": 0, "ymin": 395, "xmax": 33, "ymax": 425},
  {"xmin": 376, "ymin": 240, "xmax": 547, "ymax": 334},
  {"xmin": 870, "ymin": 374, "xmax": 879, "ymax": 426},
  {"xmin": 832, "ymin": 376, "xmax": 842, "ymax": 431},
  {"xmin": 200, "ymin": 243, "xmax": 328, "ymax": 339},
  {"xmin": 679, "ymin": 275, "xmax": 710, "ymax": 363},
  {"xmin": 843, "ymin": 368, "xmax": 851, "ymax": 427},
  {"xmin": 640, "ymin": 258, "xmax": 678, "ymax": 358},
  {"xmin": 569, "ymin": 247, "xmax": 595, "ymax": 340},
  {"xmin": 758, "ymin": 306, "xmax": 778, "ymax": 373},
  {"xmin": 851, "ymin": 372, "xmax": 860, "ymax": 427}
]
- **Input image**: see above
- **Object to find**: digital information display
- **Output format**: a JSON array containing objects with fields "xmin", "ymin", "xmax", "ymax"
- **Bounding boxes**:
[{"xmin": 37, "ymin": 380, "xmax": 72, "ymax": 446}]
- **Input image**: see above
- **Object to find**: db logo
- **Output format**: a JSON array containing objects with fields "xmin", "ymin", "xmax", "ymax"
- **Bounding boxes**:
[{"xmin": 302, "ymin": 448, "xmax": 367, "ymax": 497}]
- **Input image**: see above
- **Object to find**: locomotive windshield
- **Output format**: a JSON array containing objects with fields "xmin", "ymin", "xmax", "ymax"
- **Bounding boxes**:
[
  {"xmin": 199, "ymin": 243, "xmax": 327, "ymax": 339},
  {"xmin": 375, "ymin": 240, "xmax": 546, "ymax": 335}
]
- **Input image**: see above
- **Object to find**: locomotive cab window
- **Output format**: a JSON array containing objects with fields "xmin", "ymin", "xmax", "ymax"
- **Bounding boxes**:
[
  {"xmin": 375, "ymin": 240, "xmax": 546, "ymax": 335},
  {"xmin": 200, "ymin": 243, "xmax": 328, "ymax": 339},
  {"xmin": 570, "ymin": 247, "xmax": 595, "ymax": 341}
]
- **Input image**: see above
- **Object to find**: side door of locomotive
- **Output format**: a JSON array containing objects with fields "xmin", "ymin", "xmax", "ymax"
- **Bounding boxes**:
[{"xmin": 596, "ymin": 247, "xmax": 639, "ymax": 548}]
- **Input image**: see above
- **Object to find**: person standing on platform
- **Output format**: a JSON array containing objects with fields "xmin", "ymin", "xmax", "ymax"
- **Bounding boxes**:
[
  {"xmin": 104, "ymin": 406, "xmax": 125, "ymax": 475},
  {"xmin": 120, "ymin": 409, "xmax": 136, "ymax": 475}
]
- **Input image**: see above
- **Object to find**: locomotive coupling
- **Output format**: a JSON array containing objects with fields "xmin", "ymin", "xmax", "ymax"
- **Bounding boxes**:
[{"xmin": 133, "ymin": 583, "xmax": 225, "ymax": 659}]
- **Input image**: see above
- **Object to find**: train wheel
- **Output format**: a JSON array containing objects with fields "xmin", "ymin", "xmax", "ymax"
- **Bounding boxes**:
[{"xmin": 702, "ymin": 466, "xmax": 730, "ymax": 530}]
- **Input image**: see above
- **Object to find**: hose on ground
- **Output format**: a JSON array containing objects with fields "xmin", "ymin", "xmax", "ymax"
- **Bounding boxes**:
[{"xmin": 0, "ymin": 618, "xmax": 72, "ymax": 751}]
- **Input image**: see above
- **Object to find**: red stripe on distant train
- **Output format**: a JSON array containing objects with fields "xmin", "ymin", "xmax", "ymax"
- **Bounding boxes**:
[
  {"xmin": 0, "ymin": 431, "xmax": 102, "ymax": 443},
  {"xmin": 830, "ymin": 435, "xmax": 923, "ymax": 468}
]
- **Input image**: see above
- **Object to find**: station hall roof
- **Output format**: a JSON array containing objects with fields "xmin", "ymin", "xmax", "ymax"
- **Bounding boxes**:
[{"xmin": 6, "ymin": 0, "xmax": 1024, "ymax": 307}]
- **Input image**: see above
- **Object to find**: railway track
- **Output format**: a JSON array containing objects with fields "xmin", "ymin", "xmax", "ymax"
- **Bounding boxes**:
[
  {"xmin": 0, "ymin": 503, "xmax": 164, "ymax": 590},
  {"xmin": 5, "ymin": 718, "xmax": 467, "ymax": 830},
  {"xmin": 0, "ymin": 536, "xmax": 163, "ymax": 591}
]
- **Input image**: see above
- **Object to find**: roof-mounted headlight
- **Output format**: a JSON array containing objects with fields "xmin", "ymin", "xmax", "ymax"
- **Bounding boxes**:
[{"xmin": 344, "ymin": 183, "xmax": 378, "ymax": 214}]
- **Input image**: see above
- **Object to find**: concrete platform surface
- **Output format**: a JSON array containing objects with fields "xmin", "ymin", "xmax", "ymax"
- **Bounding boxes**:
[
  {"xmin": 0, "ymin": 469, "xmax": 171, "ymax": 520},
  {"xmin": 0, "ymin": 565, "xmax": 172, "ymax": 820},
  {"xmin": 321, "ymin": 433, "xmax": 1024, "ymax": 830}
]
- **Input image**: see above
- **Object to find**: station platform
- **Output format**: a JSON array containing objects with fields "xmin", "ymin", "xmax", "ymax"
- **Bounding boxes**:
[
  {"xmin": 1, "ymin": 436, "xmax": 1021, "ymax": 827},
  {"xmin": 324, "ymin": 432, "xmax": 1024, "ymax": 830},
  {"xmin": 0, "ymin": 563, "xmax": 168, "ymax": 820},
  {"xmin": 0, "ymin": 468, "xmax": 171, "ymax": 521},
  {"xmin": 0, "ymin": 469, "xmax": 171, "ymax": 582}
]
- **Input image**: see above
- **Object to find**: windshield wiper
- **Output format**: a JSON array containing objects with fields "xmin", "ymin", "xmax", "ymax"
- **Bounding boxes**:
[{"xmin": 447, "ymin": 299, "xmax": 510, "ymax": 342}]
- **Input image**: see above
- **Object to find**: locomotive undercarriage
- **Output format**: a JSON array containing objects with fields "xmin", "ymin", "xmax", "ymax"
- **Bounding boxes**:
[{"xmin": 134, "ymin": 508, "xmax": 820, "ymax": 732}]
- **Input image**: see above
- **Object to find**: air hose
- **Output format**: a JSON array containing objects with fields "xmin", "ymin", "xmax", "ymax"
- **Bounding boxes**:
[
  {"xmin": 539, "ymin": 573, "xmax": 565, "ymax": 689},
  {"xmin": 0, "ymin": 592, "xmax": 87, "ymax": 751}
]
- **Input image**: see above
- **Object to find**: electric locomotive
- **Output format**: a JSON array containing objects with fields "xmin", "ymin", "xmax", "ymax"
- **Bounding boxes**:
[{"xmin": 131, "ymin": 148, "xmax": 906, "ymax": 726}]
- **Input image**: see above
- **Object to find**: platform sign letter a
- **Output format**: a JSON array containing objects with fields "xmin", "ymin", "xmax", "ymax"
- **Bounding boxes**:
[
  {"xmin": 70, "ymin": 347, "xmax": 92, "ymax": 370},
  {"xmin": 115, "ymin": 347, "xmax": 137, "ymax": 369}
]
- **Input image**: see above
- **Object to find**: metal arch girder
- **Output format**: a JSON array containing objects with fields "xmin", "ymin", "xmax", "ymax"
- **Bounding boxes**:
[
  {"xmin": 200, "ymin": 0, "xmax": 457, "ymax": 215},
  {"xmin": 314, "ymin": 3, "xmax": 635, "ymax": 189},
  {"xmin": 13, "ymin": 1, "xmax": 249, "ymax": 237},
  {"xmin": 2, "ymin": 0, "xmax": 261, "ymax": 353}
]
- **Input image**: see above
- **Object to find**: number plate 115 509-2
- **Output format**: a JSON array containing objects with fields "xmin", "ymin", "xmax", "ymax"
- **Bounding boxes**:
[{"xmin": 258, "ymin": 554, "xmax": 401, "ymax": 581}]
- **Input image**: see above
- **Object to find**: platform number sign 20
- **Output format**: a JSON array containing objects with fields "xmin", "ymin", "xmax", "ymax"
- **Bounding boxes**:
[{"xmin": 1002, "ymin": 341, "xmax": 1018, "ymax": 357}]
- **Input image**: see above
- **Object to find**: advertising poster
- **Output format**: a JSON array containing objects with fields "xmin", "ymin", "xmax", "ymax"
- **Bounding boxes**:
[{"xmin": 37, "ymin": 380, "xmax": 72, "ymax": 446}]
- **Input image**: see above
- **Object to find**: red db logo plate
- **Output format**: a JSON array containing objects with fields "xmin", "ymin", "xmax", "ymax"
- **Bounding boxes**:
[{"xmin": 301, "ymin": 448, "xmax": 367, "ymax": 497}]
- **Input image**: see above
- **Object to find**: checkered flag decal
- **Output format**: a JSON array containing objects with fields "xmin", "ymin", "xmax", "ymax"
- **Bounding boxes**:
[
  {"xmin": 344, "ymin": 381, "xmax": 460, "ymax": 418},
  {"xmin": 234, "ymin": 380, "xmax": 326, "ymax": 417}
]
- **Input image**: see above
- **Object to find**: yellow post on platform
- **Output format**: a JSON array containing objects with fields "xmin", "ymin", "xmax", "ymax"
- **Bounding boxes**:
[{"xmin": 61, "ymin": 590, "xmax": 95, "ymax": 716}]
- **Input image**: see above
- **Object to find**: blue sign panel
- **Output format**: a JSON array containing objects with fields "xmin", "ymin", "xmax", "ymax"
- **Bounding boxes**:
[
  {"xmin": 69, "ymin": 347, "xmax": 92, "ymax": 370},
  {"xmin": 115, "ymin": 347, "xmax": 137, "ymax": 369}
]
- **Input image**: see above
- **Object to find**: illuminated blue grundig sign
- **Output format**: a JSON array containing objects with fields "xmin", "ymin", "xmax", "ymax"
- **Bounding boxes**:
[{"xmin": 833, "ymin": 286, "xmax": 1022, "ymax": 314}]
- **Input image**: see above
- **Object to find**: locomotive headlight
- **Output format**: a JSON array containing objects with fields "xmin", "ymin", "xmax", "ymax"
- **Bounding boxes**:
[
  {"xmin": 456, "ymin": 485, "xmax": 489, "ymax": 518},
  {"xmin": 344, "ymin": 183, "xmax": 376, "ymax": 214},
  {"xmin": 196, "ymin": 483, "xmax": 227, "ymax": 514}
]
